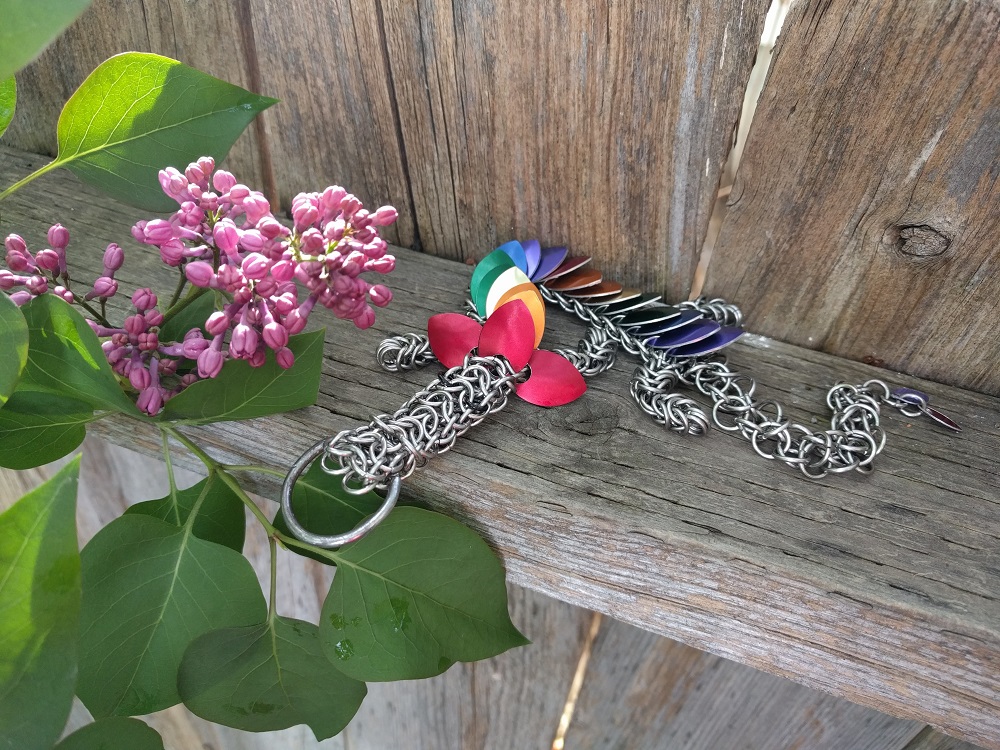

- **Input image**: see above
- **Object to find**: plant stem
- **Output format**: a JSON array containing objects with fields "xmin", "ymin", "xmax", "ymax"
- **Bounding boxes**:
[
  {"xmin": 166, "ymin": 269, "xmax": 188, "ymax": 310},
  {"xmin": 218, "ymin": 463, "xmax": 287, "ymax": 478},
  {"xmin": 160, "ymin": 425, "xmax": 342, "ymax": 565},
  {"xmin": 73, "ymin": 294, "xmax": 112, "ymax": 327},
  {"xmin": 160, "ymin": 429, "xmax": 181, "ymax": 525},
  {"xmin": 268, "ymin": 536, "xmax": 278, "ymax": 622},
  {"xmin": 0, "ymin": 160, "xmax": 61, "ymax": 203},
  {"xmin": 161, "ymin": 285, "xmax": 208, "ymax": 329}
]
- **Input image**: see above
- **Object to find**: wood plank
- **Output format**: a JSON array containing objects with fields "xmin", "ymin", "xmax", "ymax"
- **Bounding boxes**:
[
  {"xmin": 2, "ymin": 146, "xmax": 999, "ymax": 747},
  {"xmin": 564, "ymin": 617, "xmax": 927, "ymax": 750},
  {"xmin": 377, "ymin": 0, "xmax": 769, "ymax": 299},
  {"xmin": 4, "ymin": 0, "xmax": 269, "ymax": 195},
  {"xmin": 705, "ymin": 0, "xmax": 1000, "ymax": 395},
  {"xmin": 904, "ymin": 727, "xmax": 992, "ymax": 750}
]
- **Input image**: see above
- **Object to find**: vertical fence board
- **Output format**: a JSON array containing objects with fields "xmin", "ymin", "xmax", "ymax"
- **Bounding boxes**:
[
  {"xmin": 4, "ymin": 0, "xmax": 268, "ymax": 191},
  {"xmin": 563, "ymin": 618, "xmax": 929, "ymax": 750},
  {"xmin": 376, "ymin": 0, "xmax": 769, "ymax": 298},
  {"xmin": 246, "ymin": 0, "xmax": 415, "ymax": 246},
  {"xmin": 706, "ymin": 0, "xmax": 1000, "ymax": 394}
]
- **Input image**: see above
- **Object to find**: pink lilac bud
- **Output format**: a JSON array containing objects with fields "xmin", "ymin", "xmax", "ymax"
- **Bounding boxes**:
[
  {"xmin": 230, "ymin": 323, "xmax": 258, "ymax": 358},
  {"xmin": 160, "ymin": 359, "xmax": 178, "ymax": 376},
  {"xmin": 26, "ymin": 276, "xmax": 48, "ymax": 295},
  {"xmin": 213, "ymin": 169, "xmax": 236, "ymax": 193},
  {"xmin": 143, "ymin": 219, "xmax": 175, "ymax": 244},
  {"xmin": 137, "ymin": 386, "xmax": 163, "ymax": 416},
  {"xmin": 239, "ymin": 229, "xmax": 265, "ymax": 253},
  {"xmin": 185, "ymin": 261, "xmax": 216, "ymax": 288},
  {"xmin": 352, "ymin": 208, "xmax": 371, "ymax": 228},
  {"xmin": 276, "ymin": 347, "xmax": 295, "ymax": 369},
  {"xmin": 341, "ymin": 195, "xmax": 362, "ymax": 219},
  {"xmin": 243, "ymin": 195, "xmax": 271, "ymax": 225},
  {"xmin": 132, "ymin": 288, "xmax": 157, "ymax": 311},
  {"xmin": 292, "ymin": 203, "xmax": 319, "ymax": 231},
  {"xmin": 185, "ymin": 163, "xmax": 206, "ymax": 186},
  {"xmin": 9, "ymin": 290, "xmax": 32, "ymax": 306},
  {"xmin": 366, "ymin": 255, "xmax": 396, "ymax": 274},
  {"xmin": 5, "ymin": 234, "xmax": 28, "ymax": 256},
  {"xmin": 354, "ymin": 306, "xmax": 376, "ymax": 329},
  {"xmin": 254, "ymin": 277, "xmax": 278, "ymax": 298},
  {"xmin": 300, "ymin": 228, "xmax": 326, "ymax": 254},
  {"xmin": 159, "ymin": 168, "xmax": 188, "ymax": 198},
  {"xmin": 159, "ymin": 239, "xmax": 186, "ymax": 266},
  {"xmin": 263, "ymin": 320, "xmax": 289, "ymax": 350},
  {"xmin": 103, "ymin": 243, "xmax": 125, "ymax": 273},
  {"xmin": 197, "ymin": 156, "xmax": 215, "ymax": 177},
  {"xmin": 228, "ymin": 184, "xmax": 251, "ymax": 203},
  {"xmin": 124, "ymin": 314, "xmax": 147, "ymax": 337},
  {"xmin": 363, "ymin": 238, "xmax": 388, "ymax": 259},
  {"xmin": 180, "ymin": 373, "xmax": 198, "ymax": 387},
  {"xmin": 130, "ymin": 365, "xmax": 152, "ymax": 390},
  {"xmin": 88, "ymin": 276, "xmax": 118, "ymax": 299},
  {"xmin": 320, "ymin": 186, "xmax": 347, "ymax": 212},
  {"xmin": 232, "ymin": 287, "xmax": 253, "ymax": 305},
  {"xmin": 273, "ymin": 291, "xmax": 297, "ymax": 315},
  {"xmin": 257, "ymin": 217, "xmax": 286, "ymax": 240},
  {"xmin": 52, "ymin": 286, "xmax": 74, "ymax": 304},
  {"xmin": 369, "ymin": 284, "xmax": 392, "ymax": 307},
  {"xmin": 137, "ymin": 332, "xmax": 159, "ymax": 352},
  {"xmin": 241, "ymin": 252, "xmax": 269, "ymax": 280},
  {"xmin": 247, "ymin": 348, "xmax": 266, "ymax": 368},
  {"xmin": 0, "ymin": 270, "xmax": 17, "ymax": 289},
  {"xmin": 270, "ymin": 259, "xmax": 295, "ymax": 283},
  {"xmin": 371, "ymin": 205, "xmax": 398, "ymax": 226},
  {"xmin": 213, "ymin": 219, "xmax": 241, "ymax": 256},
  {"xmin": 198, "ymin": 339, "xmax": 225, "ymax": 378},
  {"xmin": 47, "ymin": 224, "xmax": 70, "ymax": 250},
  {"xmin": 182, "ymin": 334, "xmax": 210, "ymax": 358},
  {"xmin": 34, "ymin": 249, "xmax": 60, "ymax": 273},
  {"xmin": 144, "ymin": 309, "xmax": 165, "ymax": 327},
  {"xmin": 205, "ymin": 310, "xmax": 230, "ymax": 336},
  {"xmin": 284, "ymin": 295, "xmax": 316, "ymax": 335},
  {"xmin": 216, "ymin": 264, "xmax": 242, "ymax": 291},
  {"xmin": 323, "ymin": 218, "xmax": 346, "ymax": 242}
]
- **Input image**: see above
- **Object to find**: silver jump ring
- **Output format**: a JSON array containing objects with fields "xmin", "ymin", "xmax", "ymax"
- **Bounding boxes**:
[{"xmin": 281, "ymin": 439, "xmax": 401, "ymax": 549}]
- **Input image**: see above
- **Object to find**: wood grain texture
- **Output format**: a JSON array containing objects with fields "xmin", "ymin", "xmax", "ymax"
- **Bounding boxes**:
[
  {"xmin": 564, "ymin": 617, "xmax": 927, "ymax": 750},
  {"xmin": 2, "ymin": 146, "xmax": 998, "ymax": 747},
  {"xmin": 378, "ymin": 0, "xmax": 769, "ymax": 299},
  {"xmin": 705, "ymin": 0, "xmax": 1000, "ymax": 394},
  {"xmin": 4, "ymin": 0, "xmax": 269, "ymax": 195},
  {"xmin": 904, "ymin": 727, "xmax": 993, "ymax": 750}
]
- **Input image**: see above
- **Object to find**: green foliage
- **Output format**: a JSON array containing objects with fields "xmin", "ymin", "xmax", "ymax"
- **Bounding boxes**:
[
  {"xmin": 76, "ymin": 514, "xmax": 267, "ymax": 717},
  {"xmin": 161, "ymin": 330, "xmax": 325, "ymax": 424},
  {"xmin": 158, "ymin": 288, "xmax": 218, "ymax": 343},
  {"xmin": 18, "ymin": 294, "xmax": 134, "ymax": 413},
  {"xmin": 54, "ymin": 52, "xmax": 276, "ymax": 211},
  {"xmin": 0, "ymin": 0, "xmax": 93, "ymax": 81},
  {"xmin": 320, "ymin": 507, "xmax": 528, "ymax": 681},
  {"xmin": 179, "ymin": 617, "xmax": 367, "ymax": 740},
  {"xmin": 0, "ymin": 391, "xmax": 93, "ymax": 469},
  {"xmin": 0, "ymin": 458, "xmax": 81, "ymax": 750},
  {"xmin": 0, "ymin": 291, "xmax": 28, "ymax": 406},
  {"xmin": 0, "ymin": 76, "xmax": 15, "ymax": 139},
  {"xmin": 53, "ymin": 718, "xmax": 163, "ymax": 750},
  {"xmin": 125, "ymin": 473, "xmax": 246, "ymax": 552},
  {"xmin": 272, "ymin": 460, "xmax": 382, "ymax": 565}
]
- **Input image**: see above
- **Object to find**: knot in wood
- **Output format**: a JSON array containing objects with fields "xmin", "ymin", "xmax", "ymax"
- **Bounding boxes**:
[{"xmin": 886, "ymin": 223, "xmax": 951, "ymax": 258}]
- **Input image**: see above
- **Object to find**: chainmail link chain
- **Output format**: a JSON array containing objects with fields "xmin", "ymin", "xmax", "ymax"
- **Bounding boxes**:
[{"xmin": 322, "ymin": 354, "xmax": 521, "ymax": 492}]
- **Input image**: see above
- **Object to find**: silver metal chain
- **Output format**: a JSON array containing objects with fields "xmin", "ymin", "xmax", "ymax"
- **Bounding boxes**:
[{"xmin": 319, "ymin": 353, "xmax": 522, "ymax": 493}]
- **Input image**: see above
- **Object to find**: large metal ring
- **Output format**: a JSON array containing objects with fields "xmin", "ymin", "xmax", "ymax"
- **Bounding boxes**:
[{"xmin": 281, "ymin": 439, "xmax": 401, "ymax": 548}]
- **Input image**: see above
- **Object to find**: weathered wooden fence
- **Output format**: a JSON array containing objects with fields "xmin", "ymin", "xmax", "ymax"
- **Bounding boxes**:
[{"xmin": 3, "ymin": 0, "xmax": 998, "ymax": 747}]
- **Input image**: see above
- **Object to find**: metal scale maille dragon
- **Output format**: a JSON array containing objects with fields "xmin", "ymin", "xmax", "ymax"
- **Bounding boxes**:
[{"xmin": 282, "ymin": 239, "xmax": 961, "ymax": 548}]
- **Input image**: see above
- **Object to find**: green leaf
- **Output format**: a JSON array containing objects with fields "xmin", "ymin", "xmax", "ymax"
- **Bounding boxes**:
[
  {"xmin": 77, "ymin": 514, "xmax": 266, "ymax": 717},
  {"xmin": 0, "ymin": 0, "xmax": 92, "ymax": 82},
  {"xmin": 0, "ymin": 391, "xmax": 93, "ymax": 469},
  {"xmin": 125, "ymin": 472, "xmax": 245, "ymax": 552},
  {"xmin": 319, "ymin": 507, "xmax": 528, "ymax": 682},
  {"xmin": 0, "ymin": 458, "xmax": 81, "ymax": 750},
  {"xmin": 160, "ymin": 329, "xmax": 324, "ymax": 424},
  {"xmin": 0, "ymin": 76, "xmax": 15, "ymax": 139},
  {"xmin": 272, "ymin": 461, "xmax": 382, "ymax": 565},
  {"xmin": 179, "ymin": 617, "xmax": 366, "ymax": 740},
  {"xmin": 53, "ymin": 718, "xmax": 163, "ymax": 750},
  {"xmin": 18, "ymin": 294, "xmax": 134, "ymax": 413},
  {"xmin": 0, "ymin": 292, "xmax": 29, "ymax": 405},
  {"xmin": 54, "ymin": 52, "xmax": 277, "ymax": 211},
  {"xmin": 158, "ymin": 289, "xmax": 218, "ymax": 343}
]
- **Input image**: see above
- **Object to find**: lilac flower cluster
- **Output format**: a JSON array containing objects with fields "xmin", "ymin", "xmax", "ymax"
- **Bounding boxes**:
[
  {"xmin": 2, "ymin": 157, "xmax": 398, "ymax": 415},
  {"xmin": 2, "ymin": 225, "xmax": 124, "ymax": 306}
]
